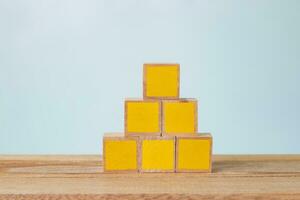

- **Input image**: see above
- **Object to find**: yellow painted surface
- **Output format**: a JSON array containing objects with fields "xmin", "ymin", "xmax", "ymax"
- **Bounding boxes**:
[
  {"xmin": 104, "ymin": 140, "xmax": 137, "ymax": 171},
  {"xmin": 145, "ymin": 65, "xmax": 179, "ymax": 98},
  {"xmin": 163, "ymin": 101, "xmax": 196, "ymax": 134},
  {"xmin": 178, "ymin": 138, "xmax": 211, "ymax": 170},
  {"xmin": 127, "ymin": 101, "xmax": 160, "ymax": 133},
  {"xmin": 142, "ymin": 139, "xmax": 175, "ymax": 170}
]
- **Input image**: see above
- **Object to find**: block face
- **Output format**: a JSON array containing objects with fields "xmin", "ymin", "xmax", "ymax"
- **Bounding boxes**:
[
  {"xmin": 144, "ymin": 64, "xmax": 179, "ymax": 99},
  {"xmin": 125, "ymin": 100, "xmax": 161, "ymax": 135},
  {"xmin": 163, "ymin": 99, "xmax": 197, "ymax": 135},
  {"xmin": 140, "ymin": 137, "xmax": 175, "ymax": 172},
  {"xmin": 103, "ymin": 135, "xmax": 138, "ymax": 172},
  {"xmin": 176, "ymin": 134, "xmax": 212, "ymax": 172}
]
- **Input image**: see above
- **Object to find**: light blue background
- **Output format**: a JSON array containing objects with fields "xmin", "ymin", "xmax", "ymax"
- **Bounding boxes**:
[{"xmin": 0, "ymin": 0, "xmax": 299, "ymax": 154}]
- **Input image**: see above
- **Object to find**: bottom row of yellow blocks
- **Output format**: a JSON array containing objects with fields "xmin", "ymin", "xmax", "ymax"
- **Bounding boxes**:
[{"xmin": 103, "ymin": 133, "xmax": 212, "ymax": 173}]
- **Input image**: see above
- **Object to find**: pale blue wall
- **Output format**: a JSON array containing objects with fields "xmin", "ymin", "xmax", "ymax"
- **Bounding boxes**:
[{"xmin": 0, "ymin": 0, "xmax": 299, "ymax": 154}]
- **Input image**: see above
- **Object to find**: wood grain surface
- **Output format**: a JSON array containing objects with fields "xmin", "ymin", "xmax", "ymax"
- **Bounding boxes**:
[{"xmin": 0, "ymin": 155, "xmax": 300, "ymax": 200}]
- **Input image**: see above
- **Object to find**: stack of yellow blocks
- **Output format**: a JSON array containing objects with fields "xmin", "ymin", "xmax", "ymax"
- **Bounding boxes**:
[{"xmin": 103, "ymin": 64, "xmax": 213, "ymax": 173}]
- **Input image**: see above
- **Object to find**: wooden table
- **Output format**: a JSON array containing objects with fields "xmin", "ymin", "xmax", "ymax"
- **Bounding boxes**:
[{"xmin": 0, "ymin": 155, "xmax": 299, "ymax": 199}]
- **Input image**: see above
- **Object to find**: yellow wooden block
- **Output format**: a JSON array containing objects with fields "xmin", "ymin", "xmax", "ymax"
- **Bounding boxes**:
[
  {"xmin": 176, "ymin": 133, "xmax": 212, "ymax": 172},
  {"xmin": 143, "ymin": 63, "xmax": 180, "ymax": 99},
  {"xmin": 103, "ymin": 133, "xmax": 138, "ymax": 172},
  {"xmin": 140, "ymin": 136, "xmax": 175, "ymax": 172},
  {"xmin": 162, "ymin": 99, "xmax": 197, "ymax": 135},
  {"xmin": 125, "ymin": 99, "xmax": 161, "ymax": 136}
]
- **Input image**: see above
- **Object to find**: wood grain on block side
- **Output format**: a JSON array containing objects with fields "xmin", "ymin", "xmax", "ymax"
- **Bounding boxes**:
[
  {"xmin": 176, "ymin": 133, "xmax": 212, "ymax": 172},
  {"xmin": 162, "ymin": 98, "xmax": 198, "ymax": 135},
  {"xmin": 143, "ymin": 63, "xmax": 180, "ymax": 99},
  {"xmin": 139, "ymin": 136, "xmax": 175, "ymax": 172},
  {"xmin": 103, "ymin": 133, "xmax": 139, "ymax": 173},
  {"xmin": 125, "ymin": 99, "xmax": 161, "ymax": 136}
]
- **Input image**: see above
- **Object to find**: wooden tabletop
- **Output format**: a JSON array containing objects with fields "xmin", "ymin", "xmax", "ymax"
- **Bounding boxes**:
[{"xmin": 0, "ymin": 155, "xmax": 299, "ymax": 200}]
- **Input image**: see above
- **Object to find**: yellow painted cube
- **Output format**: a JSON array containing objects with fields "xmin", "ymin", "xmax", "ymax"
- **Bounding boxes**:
[
  {"xmin": 125, "ymin": 99, "xmax": 161, "ymax": 135},
  {"xmin": 162, "ymin": 99, "xmax": 197, "ymax": 135},
  {"xmin": 143, "ymin": 64, "xmax": 180, "ymax": 99},
  {"xmin": 176, "ymin": 133, "xmax": 212, "ymax": 172},
  {"xmin": 103, "ymin": 133, "xmax": 138, "ymax": 172},
  {"xmin": 140, "ymin": 136, "xmax": 175, "ymax": 172}
]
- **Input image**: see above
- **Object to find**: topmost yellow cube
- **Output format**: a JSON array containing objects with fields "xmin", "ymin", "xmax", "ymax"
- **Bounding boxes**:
[{"xmin": 143, "ymin": 64, "xmax": 180, "ymax": 99}]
